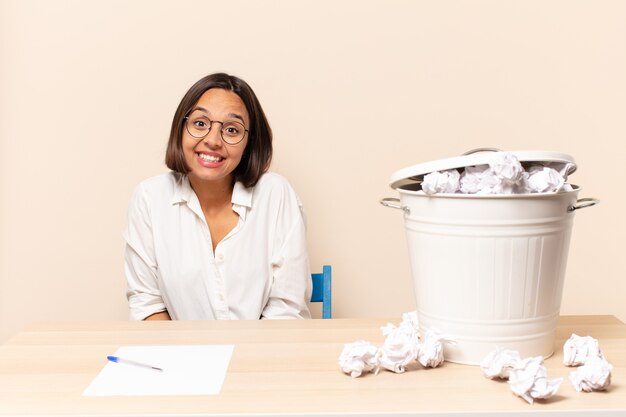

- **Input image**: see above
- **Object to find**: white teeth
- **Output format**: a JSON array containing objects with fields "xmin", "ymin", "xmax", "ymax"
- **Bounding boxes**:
[{"xmin": 198, "ymin": 153, "xmax": 223, "ymax": 162}]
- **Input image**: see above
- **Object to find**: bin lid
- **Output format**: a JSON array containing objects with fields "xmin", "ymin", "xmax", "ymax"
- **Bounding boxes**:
[{"xmin": 390, "ymin": 149, "xmax": 577, "ymax": 190}]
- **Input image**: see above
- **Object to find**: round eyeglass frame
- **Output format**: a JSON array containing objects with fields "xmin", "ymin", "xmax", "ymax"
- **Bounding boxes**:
[{"xmin": 183, "ymin": 116, "xmax": 249, "ymax": 145}]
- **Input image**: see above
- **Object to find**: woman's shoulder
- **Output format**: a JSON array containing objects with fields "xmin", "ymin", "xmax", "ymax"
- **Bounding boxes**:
[
  {"xmin": 131, "ymin": 172, "xmax": 182, "ymax": 202},
  {"xmin": 253, "ymin": 171, "xmax": 298, "ymax": 195},
  {"xmin": 251, "ymin": 172, "xmax": 303, "ymax": 206}
]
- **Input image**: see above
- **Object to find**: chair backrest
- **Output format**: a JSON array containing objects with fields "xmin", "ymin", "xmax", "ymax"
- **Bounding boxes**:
[{"xmin": 311, "ymin": 265, "xmax": 332, "ymax": 319}]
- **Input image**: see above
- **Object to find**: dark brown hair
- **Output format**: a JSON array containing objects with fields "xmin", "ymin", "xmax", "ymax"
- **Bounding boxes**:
[{"xmin": 165, "ymin": 73, "xmax": 272, "ymax": 188}]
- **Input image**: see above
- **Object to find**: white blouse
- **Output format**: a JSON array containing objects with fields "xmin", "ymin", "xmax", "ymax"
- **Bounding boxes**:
[{"xmin": 124, "ymin": 171, "xmax": 312, "ymax": 320}]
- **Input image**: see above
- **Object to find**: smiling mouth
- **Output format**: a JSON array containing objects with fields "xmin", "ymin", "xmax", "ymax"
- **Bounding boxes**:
[{"xmin": 196, "ymin": 152, "xmax": 224, "ymax": 163}]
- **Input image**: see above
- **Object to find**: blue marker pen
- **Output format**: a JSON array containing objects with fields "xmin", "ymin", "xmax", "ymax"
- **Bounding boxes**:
[{"xmin": 107, "ymin": 355, "xmax": 164, "ymax": 372}]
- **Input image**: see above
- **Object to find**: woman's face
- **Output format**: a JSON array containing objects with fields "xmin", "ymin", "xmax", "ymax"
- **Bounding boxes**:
[{"xmin": 183, "ymin": 88, "xmax": 250, "ymax": 187}]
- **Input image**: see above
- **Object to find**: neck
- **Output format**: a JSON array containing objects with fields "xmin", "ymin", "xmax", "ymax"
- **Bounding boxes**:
[{"xmin": 188, "ymin": 174, "xmax": 235, "ymax": 208}]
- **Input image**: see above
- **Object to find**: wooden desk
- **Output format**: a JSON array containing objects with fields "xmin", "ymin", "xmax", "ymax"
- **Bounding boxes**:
[{"xmin": 0, "ymin": 316, "xmax": 624, "ymax": 416}]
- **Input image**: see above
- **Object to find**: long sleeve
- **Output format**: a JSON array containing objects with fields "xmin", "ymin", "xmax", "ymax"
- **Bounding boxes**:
[
  {"xmin": 123, "ymin": 183, "xmax": 167, "ymax": 320},
  {"xmin": 261, "ymin": 182, "xmax": 312, "ymax": 319}
]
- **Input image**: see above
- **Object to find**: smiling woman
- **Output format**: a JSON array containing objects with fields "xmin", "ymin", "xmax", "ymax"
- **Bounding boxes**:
[{"xmin": 124, "ymin": 73, "xmax": 312, "ymax": 321}]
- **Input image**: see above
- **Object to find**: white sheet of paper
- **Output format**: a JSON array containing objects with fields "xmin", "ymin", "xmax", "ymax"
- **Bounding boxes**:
[{"xmin": 82, "ymin": 345, "xmax": 234, "ymax": 396}]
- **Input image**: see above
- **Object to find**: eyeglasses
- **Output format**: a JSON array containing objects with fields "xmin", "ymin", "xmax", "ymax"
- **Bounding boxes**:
[{"xmin": 184, "ymin": 112, "xmax": 248, "ymax": 145}]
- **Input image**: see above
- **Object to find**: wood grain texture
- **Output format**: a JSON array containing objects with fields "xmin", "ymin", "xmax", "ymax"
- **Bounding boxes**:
[{"xmin": 0, "ymin": 316, "xmax": 624, "ymax": 416}]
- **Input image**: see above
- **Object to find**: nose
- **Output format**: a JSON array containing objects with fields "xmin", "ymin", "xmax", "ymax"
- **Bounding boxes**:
[{"xmin": 202, "ymin": 121, "xmax": 223, "ymax": 148}]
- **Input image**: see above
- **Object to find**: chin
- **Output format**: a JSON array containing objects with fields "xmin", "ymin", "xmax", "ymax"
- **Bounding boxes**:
[{"xmin": 189, "ymin": 169, "xmax": 234, "ymax": 184}]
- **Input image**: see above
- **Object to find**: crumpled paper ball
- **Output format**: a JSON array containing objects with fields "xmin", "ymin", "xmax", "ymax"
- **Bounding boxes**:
[
  {"xmin": 508, "ymin": 356, "xmax": 563, "ymax": 404},
  {"xmin": 417, "ymin": 328, "xmax": 453, "ymax": 368},
  {"xmin": 569, "ymin": 355, "xmax": 613, "ymax": 392},
  {"xmin": 480, "ymin": 347, "xmax": 522, "ymax": 379},
  {"xmin": 563, "ymin": 333, "xmax": 603, "ymax": 366},
  {"xmin": 525, "ymin": 166, "xmax": 566, "ymax": 193},
  {"xmin": 489, "ymin": 152, "xmax": 526, "ymax": 193},
  {"xmin": 338, "ymin": 340, "xmax": 380, "ymax": 378},
  {"xmin": 422, "ymin": 169, "xmax": 460, "ymax": 195},
  {"xmin": 379, "ymin": 320, "xmax": 420, "ymax": 373},
  {"xmin": 460, "ymin": 165, "xmax": 499, "ymax": 194},
  {"xmin": 401, "ymin": 310, "xmax": 419, "ymax": 331}
]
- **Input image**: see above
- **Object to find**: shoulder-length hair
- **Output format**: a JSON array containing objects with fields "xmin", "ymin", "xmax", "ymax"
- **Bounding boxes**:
[{"xmin": 165, "ymin": 73, "xmax": 272, "ymax": 188}]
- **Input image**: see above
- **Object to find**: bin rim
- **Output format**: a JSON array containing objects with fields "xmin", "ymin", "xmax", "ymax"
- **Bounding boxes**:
[{"xmin": 390, "ymin": 150, "xmax": 577, "ymax": 190}]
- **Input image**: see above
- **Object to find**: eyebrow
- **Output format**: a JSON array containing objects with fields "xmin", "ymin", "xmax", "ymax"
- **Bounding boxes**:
[{"xmin": 191, "ymin": 107, "xmax": 246, "ymax": 123}]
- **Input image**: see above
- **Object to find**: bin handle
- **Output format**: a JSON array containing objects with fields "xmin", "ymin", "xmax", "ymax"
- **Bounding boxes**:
[
  {"xmin": 568, "ymin": 198, "xmax": 599, "ymax": 212},
  {"xmin": 380, "ymin": 198, "xmax": 410, "ymax": 214},
  {"xmin": 462, "ymin": 147, "xmax": 503, "ymax": 155}
]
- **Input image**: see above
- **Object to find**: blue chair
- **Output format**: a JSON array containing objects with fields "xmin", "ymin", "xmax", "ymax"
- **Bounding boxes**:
[{"xmin": 311, "ymin": 265, "xmax": 332, "ymax": 319}]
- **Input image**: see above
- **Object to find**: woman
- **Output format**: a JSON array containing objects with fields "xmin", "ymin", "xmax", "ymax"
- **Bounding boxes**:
[{"xmin": 124, "ymin": 73, "xmax": 311, "ymax": 320}]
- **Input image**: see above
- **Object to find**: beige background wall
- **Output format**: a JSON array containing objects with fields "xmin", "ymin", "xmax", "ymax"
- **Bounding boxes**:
[{"xmin": 1, "ymin": 0, "xmax": 625, "ymax": 342}]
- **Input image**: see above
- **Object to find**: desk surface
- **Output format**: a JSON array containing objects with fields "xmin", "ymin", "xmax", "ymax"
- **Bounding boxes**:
[{"xmin": 0, "ymin": 316, "xmax": 624, "ymax": 416}]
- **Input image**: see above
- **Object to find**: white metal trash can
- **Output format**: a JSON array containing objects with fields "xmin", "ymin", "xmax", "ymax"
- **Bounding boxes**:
[{"xmin": 381, "ymin": 150, "xmax": 598, "ymax": 365}]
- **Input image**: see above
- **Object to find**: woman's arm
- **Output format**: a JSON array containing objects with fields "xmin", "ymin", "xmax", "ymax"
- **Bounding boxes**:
[
  {"xmin": 144, "ymin": 311, "xmax": 171, "ymax": 320},
  {"xmin": 124, "ymin": 182, "xmax": 169, "ymax": 320},
  {"xmin": 261, "ymin": 178, "xmax": 312, "ymax": 319}
]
